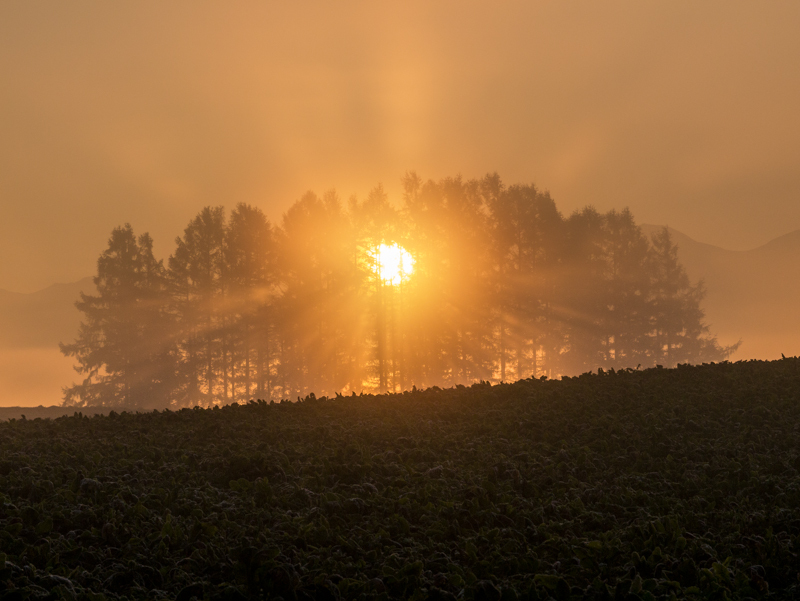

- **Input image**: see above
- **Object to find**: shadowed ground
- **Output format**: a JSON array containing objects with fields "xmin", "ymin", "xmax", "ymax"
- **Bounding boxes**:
[{"xmin": 0, "ymin": 359, "xmax": 799, "ymax": 599}]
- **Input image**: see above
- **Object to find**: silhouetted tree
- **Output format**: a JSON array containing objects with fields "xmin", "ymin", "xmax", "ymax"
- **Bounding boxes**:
[
  {"xmin": 61, "ymin": 224, "xmax": 170, "ymax": 407},
  {"xmin": 647, "ymin": 227, "xmax": 738, "ymax": 366},
  {"xmin": 557, "ymin": 207, "xmax": 609, "ymax": 374},
  {"xmin": 403, "ymin": 174, "xmax": 494, "ymax": 388},
  {"xmin": 602, "ymin": 209, "xmax": 652, "ymax": 367},
  {"xmin": 277, "ymin": 190, "xmax": 362, "ymax": 397},
  {"xmin": 225, "ymin": 203, "xmax": 276, "ymax": 400},
  {"xmin": 350, "ymin": 184, "xmax": 402, "ymax": 392},
  {"xmin": 63, "ymin": 173, "xmax": 739, "ymax": 408},
  {"xmin": 168, "ymin": 207, "xmax": 227, "ymax": 406},
  {"xmin": 486, "ymin": 177, "xmax": 563, "ymax": 380}
]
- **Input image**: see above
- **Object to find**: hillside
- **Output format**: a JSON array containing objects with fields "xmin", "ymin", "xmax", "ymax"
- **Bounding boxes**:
[
  {"xmin": 1, "ymin": 359, "xmax": 799, "ymax": 599},
  {"xmin": 640, "ymin": 225, "xmax": 800, "ymax": 361}
]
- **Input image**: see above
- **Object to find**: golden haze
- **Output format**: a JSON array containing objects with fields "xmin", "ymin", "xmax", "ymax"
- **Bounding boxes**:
[
  {"xmin": 1, "ymin": 3, "xmax": 800, "ymax": 292},
  {"xmin": 1, "ymin": 3, "xmax": 800, "ymax": 405}
]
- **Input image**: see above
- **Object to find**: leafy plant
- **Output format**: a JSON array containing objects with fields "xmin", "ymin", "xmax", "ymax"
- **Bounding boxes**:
[{"xmin": 1, "ymin": 358, "xmax": 799, "ymax": 599}]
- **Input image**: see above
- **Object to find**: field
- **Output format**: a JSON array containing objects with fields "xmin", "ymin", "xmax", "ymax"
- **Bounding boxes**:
[{"xmin": 2, "ymin": 360, "xmax": 800, "ymax": 600}]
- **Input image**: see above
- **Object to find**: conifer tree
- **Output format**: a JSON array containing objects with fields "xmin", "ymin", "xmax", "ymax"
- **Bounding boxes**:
[
  {"xmin": 402, "ymin": 175, "xmax": 494, "ymax": 388},
  {"xmin": 168, "ymin": 206, "xmax": 227, "ymax": 406},
  {"xmin": 61, "ymin": 224, "xmax": 170, "ymax": 407},
  {"xmin": 278, "ymin": 190, "xmax": 364, "ymax": 397},
  {"xmin": 558, "ymin": 207, "xmax": 609, "ymax": 374},
  {"xmin": 602, "ymin": 209, "xmax": 652, "ymax": 366},
  {"xmin": 225, "ymin": 203, "xmax": 275, "ymax": 400},
  {"xmin": 350, "ymin": 184, "xmax": 400, "ymax": 392},
  {"xmin": 486, "ymin": 178, "xmax": 563, "ymax": 379},
  {"xmin": 647, "ymin": 227, "xmax": 738, "ymax": 366},
  {"xmin": 62, "ymin": 173, "xmax": 741, "ymax": 407}
]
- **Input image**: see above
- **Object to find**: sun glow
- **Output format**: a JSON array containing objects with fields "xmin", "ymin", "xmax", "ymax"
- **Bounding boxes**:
[{"xmin": 371, "ymin": 243, "xmax": 415, "ymax": 286}]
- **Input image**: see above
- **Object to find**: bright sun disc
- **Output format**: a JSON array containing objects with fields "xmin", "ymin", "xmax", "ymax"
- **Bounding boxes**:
[{"xmin": 372, "ymin": 243, "xmax": 414, "ymax": 286}]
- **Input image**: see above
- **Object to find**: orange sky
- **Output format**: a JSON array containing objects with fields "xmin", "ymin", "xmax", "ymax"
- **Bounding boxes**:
[{"xmin": 2, "ymin": 2, "xmax": 800, "ymax": 292}]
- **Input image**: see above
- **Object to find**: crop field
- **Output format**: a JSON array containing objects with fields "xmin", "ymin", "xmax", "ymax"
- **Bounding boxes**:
[{"xmin": 2, "ymin": 360, "xmax": 800, "ymax": 601}]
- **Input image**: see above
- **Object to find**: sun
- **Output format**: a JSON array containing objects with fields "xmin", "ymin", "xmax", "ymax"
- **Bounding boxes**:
[{"xmin": 371, "ymin": 243, "xmax": 415, "ymax": 286}]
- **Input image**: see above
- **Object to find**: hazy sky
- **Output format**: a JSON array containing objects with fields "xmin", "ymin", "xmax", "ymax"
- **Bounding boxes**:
[{"xmin": 2, "ymin": 2, "xmax": 799, "ymax": 292}]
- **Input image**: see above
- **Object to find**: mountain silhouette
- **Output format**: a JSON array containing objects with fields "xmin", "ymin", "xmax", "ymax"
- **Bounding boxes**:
[
  {"xmin": 0, "ymin": 277, "xmax": 95, "ymax": 408},
  {"xmin": 640, "ymin": 225, "xmax": 800, "ymax": 361},
  {"xmin": 0, "ymin": 277, "xmax": 94, "ymax": 348}
]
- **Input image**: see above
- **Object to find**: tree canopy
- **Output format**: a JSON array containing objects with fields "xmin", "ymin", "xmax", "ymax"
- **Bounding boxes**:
[{"xmin": 62, "ymin": 174, "xmax": 738, "ymax": 408}]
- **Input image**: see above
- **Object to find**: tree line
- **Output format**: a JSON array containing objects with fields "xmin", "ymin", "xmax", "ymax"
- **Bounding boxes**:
[{"xmin": 61, "ymin": 172, "xmax": 737, "ymax": 408}]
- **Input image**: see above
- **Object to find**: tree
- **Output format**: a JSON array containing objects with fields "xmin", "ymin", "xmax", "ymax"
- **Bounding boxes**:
[
  {"xmin": 648, "ymin": 227, "xmax": 739, "ymax": 366},
  {"xmin": 486, "ymin": 178, "xmax": 563, "ymax": 380},
  {"xmin": 402, "ymin": 174, "xmax": 494, "ymax": 388},
  {"xmin": 601, "ymin": 209, "xmax": 652, "ymax": 367},
  {"xmin": 277, "ymin": 190, "xmax": 361, "ymax": 397},
  {"xmin": 557, "ymin": 207, "xmax": 608, "ymax": 375},
  {"xmin": 64, "ymin": 173, "xmax": 738, "ymax": 407},
  {"xmin": 168, "ymin": 207, "xmax": 227, "ymax": 406},
  {"xmin": 350, "ymin": 184, "xmax": 402, "ymax": 392},
  {"xmin": 61, "ymin": 224, "xmax": 170, "ymax": 408},
  {"xmin": 225, "ymin": 203, "xmax": 276, "ymax": 401}
]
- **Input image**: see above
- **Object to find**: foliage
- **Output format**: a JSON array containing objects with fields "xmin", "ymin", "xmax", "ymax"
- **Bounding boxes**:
[
  {"xmin": 60, "ymin": 225, "xmax": 171, "ymax": 408},
  {"xmin": 3, "ymin": 358, "xmax": 800, "ymax": 599},
  {"xmin": 61, "ymin": 174, "xmax": 737, "ymax": 408}
]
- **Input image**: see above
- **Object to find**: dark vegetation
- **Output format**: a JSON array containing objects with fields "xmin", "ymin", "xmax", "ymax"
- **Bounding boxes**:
[
  {"xmin": 2, "ymin": 358, "xmax": 799, "ymax": 600},
  {"xmin": 61, "ymin": 172, "xmax": 736, "ymax": 409},
  {"xmin": 0, "ymin": 406, "xmax": 108, "ymax": 422}
]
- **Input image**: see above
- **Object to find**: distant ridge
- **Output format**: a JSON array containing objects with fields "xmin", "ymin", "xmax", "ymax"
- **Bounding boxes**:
[
  {"xmin": 0, "ymin": 277, "xmax": 95, "ymax": 408},
  {"xmin": 0, "ymin": 276, "xmax": 94, "ymax": 348},
  {"xmin": 751, "ymin": 229, "xmax": 800, "ymax": 254},
  {"xmin": 640, "ymin": 225, "xmax": 800, "ymax": 361}
]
